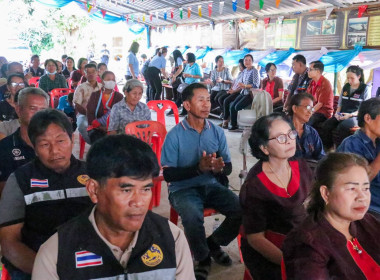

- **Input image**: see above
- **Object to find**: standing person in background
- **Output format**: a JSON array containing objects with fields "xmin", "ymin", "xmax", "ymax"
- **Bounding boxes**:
[
  {"xmin": 62, "ymin": 57, "xmax": 76, "ymax": 79},
  {"xmin": 168, "ymin": 50, "xmax": 186, "ymax": 116},
  {"xmin": 38, "ymin": 59, "xmax": 67, "ymax": 93},
  {"xmin": 261, "ymin": 63, "xmax": 284, "ymax": 110},
  {"xmin": 284, "ymin": 54, "xmax": 311, "ymax": 110},
  {"xmin": 322, "ymin": 65, "xmax": 370, "ymax": 149},
  {"xmin": 125, "ymin": 42, "xmax": 140, "ymax": 80},
  {"xmin": 70, "ymin": 58, "xmax": 88, "ymax": 89},
  {"xmin": 24, "ymin": 55, "xmax": 44, "ymax": 77},
  {"xmin": 306, "ymin": 60, "xmax": 334, "ymax": 129},
  {"xmin": 100, "ymin": 43, "xmax": 110, "ymax": 66},
  {"xmin": 228, "ymin": 54, "xmax": 260, "ymax": 131},
  {"xmin": 145, "ymin": 47, "xmax": 169, "ymax": 101},
  {"xmin": 205, "ymin": 55, "xmax": 233, "ymax": 112},
  {"xmin": 61, "ymin": 55, "xmax": 67, "ymax": 65}
]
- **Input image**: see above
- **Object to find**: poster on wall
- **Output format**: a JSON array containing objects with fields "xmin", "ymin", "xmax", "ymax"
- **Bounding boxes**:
[
  {"xmin": 347, "ymin": 17, "xmax": 368, "ymax": 47},
  {"xmin": 299, "ymin": 12, "xmax": 344, "ymax": 49},
  {"xmin": 275, "ymin": 19, "xmax": 297, "ymax": 49},
  {"xmin": 367, "ymin": 15, "xmax": 380, "ymax": 46},
  {"xmin": 238, "ymin": 20, "xmax": 265, "ymax": 49}
]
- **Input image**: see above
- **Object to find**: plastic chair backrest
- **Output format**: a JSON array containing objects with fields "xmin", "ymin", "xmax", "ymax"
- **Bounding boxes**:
[
  {"xmin": 125, "ymin": 121, "xmax": 167, "ymax": 161},
  {"xmin": 67, "ymin": 78, "xmax": 72, "ymax": 89},
  {"xmin": 50, "ymin": 88, "xmax": 74, "ymax": 108},
  {"xmin": 147, "ymin": 100, "xmax": 179, "ymax": 127},
  {"xmin": 29, "ymin": 77, "xmax": 40, "ymax": 87}
]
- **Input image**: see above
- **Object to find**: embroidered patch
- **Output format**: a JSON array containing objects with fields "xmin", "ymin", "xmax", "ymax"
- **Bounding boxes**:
[
  {"xmin": 12, "ymin": 149, "xmax": 21, "ymax": 157},
  {"xmin": 141, "ymin": 244, "xmax": 163, "ymax": 267},
  {"xmin": 343, "ymin": 91, "xmax": 348, "ymax": 96},
  {"xmin": 75, "ymin": 251, "xmax": 103, "ymax": 268},
  {"xmin": 77, "ymin": 175, "xmax": 90, "ymax": 185},
  {"xmin": 353, "ymin": 94, "xmax": 360, "ymax": 99},
  {"xmin": 30, "ymin": 179, "xmax": 49, "ymax": 188}
]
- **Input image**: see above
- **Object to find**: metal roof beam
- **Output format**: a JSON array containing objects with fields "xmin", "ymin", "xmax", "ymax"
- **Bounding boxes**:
[{"xmin": 322, "ymin": 0, "xmax": 346, "ymax": 8}]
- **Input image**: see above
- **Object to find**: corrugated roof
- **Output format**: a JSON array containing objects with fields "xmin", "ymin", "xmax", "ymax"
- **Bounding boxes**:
[{"xmin": 77, "ymin": 0, "xmax": 378, "ymax": 27}]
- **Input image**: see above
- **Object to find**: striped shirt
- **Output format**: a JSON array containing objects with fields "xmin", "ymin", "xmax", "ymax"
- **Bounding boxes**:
[
  {"xmin": 210, "ymin": 67, "xmax": 233, "ymax": 91},
  {"xmin": 241, "ymin": 67, "xmax": 260, "ymax": 95}
]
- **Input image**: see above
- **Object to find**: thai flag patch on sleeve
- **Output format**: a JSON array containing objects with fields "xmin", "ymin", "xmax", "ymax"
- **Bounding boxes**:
[
  {"xmin": 75, "ymin": 251, "xmax": 103, "ymax": 268},
  {"xmin": 30, "ymin": 179, "xmax": 49, "ymax": 188}
]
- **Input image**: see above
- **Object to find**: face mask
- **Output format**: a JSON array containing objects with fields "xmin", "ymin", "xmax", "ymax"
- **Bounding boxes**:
[
  {"xmin": 104, "ymin": 80, "xmax": 116, "ymax": 90},
  {"xmin": 47, "ymin": 71, "xmax": 56, "ymax": 75}
]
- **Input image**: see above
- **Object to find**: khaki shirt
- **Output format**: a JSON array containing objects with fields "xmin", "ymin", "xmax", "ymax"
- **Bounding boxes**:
[
  {"xmin": 32, "ymin": 207, "xmax": 195, "ymax": 280},
  {"xmin": 73, "ymin": 81, "xmax": 101, "ymax": 109}
]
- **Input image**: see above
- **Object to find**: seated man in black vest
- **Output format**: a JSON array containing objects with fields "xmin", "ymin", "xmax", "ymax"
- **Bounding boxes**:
[
  {"xmin": 0, "ymin": 109, "xmax": 93, "ymax": 280},
  {"xmin": 32, "ymin": 134, "xmax": 195, "ymax": 279}
]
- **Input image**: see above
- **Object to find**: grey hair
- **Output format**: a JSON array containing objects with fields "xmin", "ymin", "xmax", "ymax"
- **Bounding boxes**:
[
  {"xmin": 18, "ymin": 87, "xmax": 50, "ymax": 107},
  {"xmin": 123, "ymin": 79, "xmax": 144, "ymax": 93}
]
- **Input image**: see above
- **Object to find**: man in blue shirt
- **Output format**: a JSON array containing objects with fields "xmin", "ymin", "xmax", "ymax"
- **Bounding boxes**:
[
  {"xmin": 161, "ymin": 83, "xmax": 241, "ymax": 280},
  {"xmin": 337, "ymin": 98, "xmax": 380, "ymax": 220}
]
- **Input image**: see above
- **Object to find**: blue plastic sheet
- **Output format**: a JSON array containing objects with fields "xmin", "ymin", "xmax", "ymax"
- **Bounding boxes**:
[
  {"xmin": 320, "ymin": 45, "xmax": 363, "ymax": 73},
  {"xmin": 223, "ymin": 48, "xmax": 250, "ymax": 66},
  {"xmin": 195, "ymin": 46, "xmax": 212, "ymax": 60},
  {"xmin": 259, "ymin": 48, "xmax": 295, "ymax": 67}
]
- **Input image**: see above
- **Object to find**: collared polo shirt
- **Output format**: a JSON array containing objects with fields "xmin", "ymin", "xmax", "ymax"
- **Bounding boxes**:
[
  {"xmin": 126, "ymin": 52, "xmax": 139, "ymax": 77},
  {"xmin": 294, "ymin": 123, "xmax": 325, "ymax": 161},
  {"xmin": 183, "ymin": 63, "xmax": 203, "ymax": 84},
  {"xmin": 149, "ymin": 55, "xmax": 166, "ymax": 70},
  {"xmin": 73, "ymin": 81, "xmax": 102, "ymax": 109},
  {"xmin": 0, "ymin": 128, "xmax": 35, "ymax": 182},
  {"xmin": 337, "ymin": 129, "xmax": 380, "ymax": 214},
  {"xmin": 310, "ymin": 76, "xmax": 323, "ymax": 97},
  {"xmin": 161, "ymin": 118, "xmax": 231, "ymax": 192},
  {"xmin": 107, "ymin": 100, "xmax": 151, "ymax": 133}
]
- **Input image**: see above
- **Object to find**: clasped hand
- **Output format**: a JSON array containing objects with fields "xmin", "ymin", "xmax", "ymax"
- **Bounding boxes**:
[{"xmin": 198, "ymin": 151, "xmax": 225, "ymax": 174}]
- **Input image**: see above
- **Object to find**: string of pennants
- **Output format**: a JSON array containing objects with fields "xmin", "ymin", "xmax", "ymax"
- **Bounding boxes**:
[{"xmin": 85, "ymin": 0, "xmax": 369, "ymax": 29}]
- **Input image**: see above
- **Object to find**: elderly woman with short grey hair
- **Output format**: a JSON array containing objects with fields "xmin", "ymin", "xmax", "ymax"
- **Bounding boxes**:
[{"xmin": 108, "ymin": 79, "xmax": 151, "ymax": 134}]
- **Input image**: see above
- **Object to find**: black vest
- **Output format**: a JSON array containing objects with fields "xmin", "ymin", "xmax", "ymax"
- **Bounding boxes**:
[
  {"xmin": 14, "ymin": 156, "xmax": 93, "ymax": 252},
  {"xmin": 340, "ymin": 83, "xmax": 368, "ymax": 114},
  {"xmin": 57, "ymin": 209, "xmax": 176, "ymax": 280}
]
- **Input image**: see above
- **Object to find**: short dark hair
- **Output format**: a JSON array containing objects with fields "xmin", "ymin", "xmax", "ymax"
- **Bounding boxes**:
[
  {"xmin": 61, "ymin": 54, "xmax": 68, "ymax": 60},
  {"xmin": 215, "ymin": 55, "xmax": 223, "ymax": 64},
  {"xmin": 7, "ymin": 73, "xmax": 26, "ymax": 86},
  {"xmin": 101, "ymin": 71, "xmax": 115, "ymax": 80},
  {"xmin": 28, "ymin": 109, "xmax": 73, "ymax": 147},
  {"xmin": 31, "ymin": 55, "xmax": 39, "ymax": 62},
  {"xmin": 244, "ymin": 54, "xmax": 254, "ymax": 62},
  {"xmin": 84, "ymin": 63, "xmax": 97, "ymax": 71},
  {"xmin": 310, "ymin": 60, "xmax": 324, "ymax": 73},
  {"xmin": 265, "ymin": 63, "xmax": 276, "ymax": 73},
  {"xmin": 44, "ymin": 59, "xmax": 58, "ymax": 68},
  {"xmin": 292, "ymin": 54, "xmax": 306, "ymax": 65},
  {"xmin": 357, "ymin": 98, "xmax": 380, "ymax": 128},
  {"xmin": 347, "ymin": 65, "xmax": 365, "ymax": 84},
  {"xmin": 186, "ymin": 52, "xmax": 196, "ymax": 63},
  {"xmin": 129, "ymin": 41, "xmax": 140, "ymax": 54},
  {"xmin": 141, "ymin": 54, "xmax": 147, "ymax": 59},
  {"xmin": 307, "ymin": 152, "xmax": 369, "ymax": 218},
  {"xmin": 1, "ymin": 63, "xmax": 7, "ymax": 77},
  {"xmin": 287, "ymin": 92, "xmax": 314, "ymax": 117},
  {"xmin": 249, "ymin": 112, "xmax": 293, "ymax": 161},
  {"xmin": 182, "ymin": 83, "xmax": 208, "ymax": 102},
  {"xmin": 97, "ymin": 63, "xmax": 107, "ymax": 70},
  {"xmin": 238, "ymin": 59, "xmax": 246, "ymax": 70},
  {"xmin": 77, "ymin": 57, "xmax": 87, "ymax": 69},
  {"xmin": 86, "ymin": 134, "xmax": 160, "ymax": 184}
]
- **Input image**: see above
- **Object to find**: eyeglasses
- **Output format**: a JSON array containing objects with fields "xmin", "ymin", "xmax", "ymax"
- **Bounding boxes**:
[
  {"xmin": 309, "ymin": 68, "xmax": 317, "ymax": 72},
  {"xmin": 298, "ymin": 104, "xmax": 315, "ymax": 112},
  {"xmin": 268, "ymin": 130, "xmax": 298, "ymax": 144},
  {"xmin": 10, "ymin": 82, "xmax": 25, "ymax": 88}
]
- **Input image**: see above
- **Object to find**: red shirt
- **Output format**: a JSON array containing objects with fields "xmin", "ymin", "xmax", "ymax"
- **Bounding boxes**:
[{"xmin": 265, "ymin": 79, "xmax": 276, "ymax": 99}]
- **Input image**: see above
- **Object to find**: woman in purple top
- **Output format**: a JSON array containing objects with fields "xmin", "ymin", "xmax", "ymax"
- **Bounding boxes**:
[
  {"xmin": 283, "ymin": 152, "xmax": 380, "ymax": 279},
  {"xmin": 239, "ymin": 113, "xmax": 313, "ymax": 280}
]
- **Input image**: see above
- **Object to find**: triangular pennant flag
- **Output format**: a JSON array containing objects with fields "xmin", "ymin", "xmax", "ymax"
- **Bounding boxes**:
[
  {"xmin": 101, "ymin": 9, "xmax": 106, "ymax": 18},
  {"xmin": 170, "ymin": 8, "xmax": 174, "ymax": 19},
  {"xmin": 164, "ymin": 11, "xmax": 167, "ymax": 20},
  {"xmin": 219, "ymin": 1, "xmax": 224, "ymax": 15},
  {"xmin": 131, "ymin": 14, "xmax": 134, "ymax": 21},
  {"xmin": 188, "ymin": 7, "xmax": 191, "ymax": 18},
  {"xmin": 155, "ymin": 11, "xmax": 158, "ymax": 19},
  {"xmin": 173, "ymin": 24, "xmax": 177, "ymax": 31},
  {"xmin": 358, "ymin": 5, "xmax": 368, "ymax": 18},
  {"xmin": 259, "ymin": 0, "xmax": 264, "ymax": 9},
  {"xmin": 88, "ymin": 4, "xmax": 92, "ymax": 12},
  {"xmin": 150, "ymin": 14, "xmax": 153, "ymax": 21},
  {"xmin": 208, "ymin": 3, "xmax": 212, "ymax": 17},
  {"xmin": 179, "ymin": 8, "xmax": 183, "ymax": 19},
  {"xmin": 278, "ymin": 16, "xmax": 284, "ymax": 24},
  {"xmin": 232, "ymin": 0, "xmax": 237, "ymax": 12},
  {"xmin": 358, "ymin": 52, "xmax": 365, "ymax": 63},
  {"xmin": 126, "ymin": 14, "xmax": 129, "ymax": 23},
  {"xmin": 142, "ymin": 14, "xmax": 145, "ymax": 22},
  {"xmin": 86, "ymin": 1, "xmax": 90, "ymax": 9},
  {"xmin": 326, "ymin": 7, "xmax": 333, "ymax": 19},
  {"xmin": 251, "ymin": 19, "xmax": 257, "ymax": 28},
  {"xmin": 198, "ymin": 5, "xmax": 202, "ymax": 17},
  {"xmin": 275, "ymin": 0, "xmax": 281, "ymax": 8},
  {"xmin": 264, "ymin": 17, "xmax": 270, "ymax": 28},
  {"xmin": 245, "ymin": 0, "xmax": 250, "ymax": 10},
  {"xmin": 195, "ymin": 24, "xmax": 198, "ymax": 30}
]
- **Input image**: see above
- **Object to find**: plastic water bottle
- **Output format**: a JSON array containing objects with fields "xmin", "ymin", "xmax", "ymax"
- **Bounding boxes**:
[{"xmin": 213, "ymin": 217, "xmax": 221, "ymax": 232}]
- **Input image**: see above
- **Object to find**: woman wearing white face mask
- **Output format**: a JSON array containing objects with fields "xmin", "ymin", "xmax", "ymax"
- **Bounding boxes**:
[
  {"xmin": 38, "ymin": 59, "xmax": 68, "ymax": 93},
  {"xmin": 86, "ymin": 71, "xmax": 123, "ymax": 143}
]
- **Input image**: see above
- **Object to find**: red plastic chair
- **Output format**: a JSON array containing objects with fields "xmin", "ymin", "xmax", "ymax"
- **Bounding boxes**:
[
  {"xmin": 50, "ymin": 88, "xmax": 74, "ymax": 108},
  {"xmin": 67, "ymin": 78, "xmax": 72, "ymax": 89},
  {"xmin": 28, "ymin": 76, "xmax": 40, "ymax": 87},
  {"xmin": 170, "ymin": 207, "xmax": 218, "ymax": 225},
  {"xmin": 1, "ymin": 264, "xmax": 11, "ymax": 280},
  {"xmin": 147, "ymin": 100, "xmax": 179, "ymax": 127},
  {"xmin": 125, "ymin": 121, "xmax": 167, "ymax": 208}
]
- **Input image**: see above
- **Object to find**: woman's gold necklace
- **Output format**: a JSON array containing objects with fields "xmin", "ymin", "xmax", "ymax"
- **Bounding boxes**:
[{"xmin": 268, "ymin": 162, "xmax": 291, "ymax": 197}]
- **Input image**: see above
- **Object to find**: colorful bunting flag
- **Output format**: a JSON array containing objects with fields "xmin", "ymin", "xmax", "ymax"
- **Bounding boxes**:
[
  {"xmin": 219, "ymin": 1, "xmax": 224, "ymax": 15},
  {"xmin": 101, "ymin": 9, "xmax": 106, "ymax": 18},
  {"xmin": 278, "ymin": 16, "xmax": 284, "ymax": 24},
  {"xmin": 188, "ymin": 7, "xmax": 191, "ymax": 18},
  {"xmin": 208, "ymin": 3, "xmax": 212, "ymax": 16},
  {"xmin": 150, "ymin": 14, "xmax": 153, "ymax": 21},
  {"xmin": 170, "ymin": 8, "xmax": 174, "ymax": 19},
  {"xmin": 164, "ymin": 11, "xmax": 167, "ymax": 20},
  {"xmin": 232, "ymin": 0, "xmax": 237, "ymax": 12},
  {"xmin": 259, "ymin": 0, "xmax": 264, "ymax": 9},
  {"xmin": 245, "ymin": 0, "xmax": 250, "ymax": 10},
  {"xmin": 264, "ymin": 17, "xmax": 270, "ymax": 28},
  {"xmin": 358, "ymin": 5, "xmax": 368, "ymax": 18},
  {"xmin": 142, "ymin": 14, "xmax": 145, "ymax": 22},
  {"xmin": 326, "ymin": 7, "xmax": 333, "ymax": 19},
  {"xmin": 126, "ymin": 14, "xmax": 129, "ymax": 23},
  {"xmin": 275, "ymin": 0, "xmax": 281, "ymax": 8},
  {"xmin": 179, "ymin": 8, "xmax": 183, "ymax": 19},
  {"xmin": 87, "ymin": 4, "xmax": 92, "ymax": 12},
  {"xmin": 155, "ymin": 11, "xmax": 158, "ymax": 19},
  {"xmin": 198, "ymin": 5, "xmax": 202, "ymax": 17}
]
